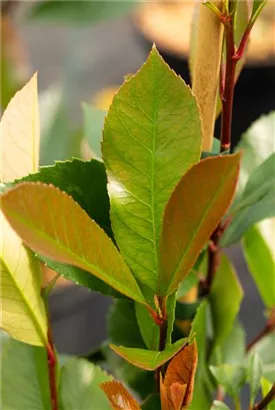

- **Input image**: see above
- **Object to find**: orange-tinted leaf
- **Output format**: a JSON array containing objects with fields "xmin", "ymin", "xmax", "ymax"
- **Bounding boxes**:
[
  {"xmin": 0, "ymin": 182, "xmax": 146, "ymax": 304},
  {"xmin": 159, "ymin": 154, "xmax": 241, "ymax": 295},
  {"xmin": 160, "ymin": 341, "xmax": 198, "ymax": 410},
  {"xmin": 100, "ymin": 380, "xmax": 141, "ymax": 410}
]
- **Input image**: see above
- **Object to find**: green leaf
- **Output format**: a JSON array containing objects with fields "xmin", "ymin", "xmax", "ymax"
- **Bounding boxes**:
[
  {"xmin": 160, "ymin": 154, "xmax": 241, "ymax": 295},
  {"xmin": 210, "ymin": 364, "xmax": 247, "ymax": 398},
  {"xmin": 83, "ymin": 103, "xmax": 106, "ymax": 160},
  {"xmin": 135, "ymin": 303, "xmax": 159, "ymax": 351},
  {"xmin": 242, "ymin": 225, "xmax": 275, "ymax": 308},
  {"xmin": 1, "ymin": 338, "xmax": 50, "ymax": 409},
  {"xmin": 234, "ymin": 0, "xmax": 251, "ymax": 47},
  {"xmin": 141, "ymin": 394, "xmax": 161, "ymax": 410},
  {"xmin": 209, "ymin": 254, "xmax": 243, "ymax": 352},
  {"xmin": 220, "ymin": 320, "xmax": 246, "ymax": 365},
  {"xmin": 1, "ymin": 183, "xmax": 146, "ymax": 304},
  {"xmin": 29, "ymin": 0, "xmax": 136, "ymax": 23},
  {"xmin": 191, "ymin": 300, "xmax": 208, "ymax": 366},
  {"xmin": 60, "ymin": 358, "xmax": 112, "ymax": 410},
  {"xmin": 108, "ymin": 300, "xmax": 145, "ymax": 348},
  {"xmin": 211, "ymin": 401, "xmax": 231, "ymax": 410},
  {"xmin": 250, "ymin": 0, "xmax": 267, "ymax": 26},
  {"xmin": 178, "ymin": 251, "xmax": 207, "ymax": 299},
  {"xmin": 248, "ymin": 353, "xmax": 263, "ymax": 406},
  {"xmin": 261, "ymin": 377, "xmax": 275, "ymax": 410},
  {"xmin": 223, "ymin": 153, "xmax": 275, "ymax": 246},
  {"xmin": 249, "ymin": 333, "xmax": 275, "ymax": 383},
  {"xmin": 0, "ymin": 216, "xmax": 47, "ymax": 347},
  {"xmin": 102, "ymin": 46, "xmax": 202, "ymax": 292},
  {"xmin": 235, "ymin": 112, "xmax": 275, "ymax": 197},
  {"xmin": 110, "ymin": 337, "xmax": 188, "ymax": 371}
]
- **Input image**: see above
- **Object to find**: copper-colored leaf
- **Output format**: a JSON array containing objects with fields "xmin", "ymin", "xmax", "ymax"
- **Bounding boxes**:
[
  {"xmin": 160, "ymin": 341, "xmax": 198, "ymax": 410},
  {"xmin": 100, "ymin": 380, "xmax": 141, "ymax": 410},
  {"xmin": 159, "ymin": 154, "xmax": 241, "ymax": 296},
  {"xmin": 0, "ymin": 182, "xmax": 146, "ymax": 304}
]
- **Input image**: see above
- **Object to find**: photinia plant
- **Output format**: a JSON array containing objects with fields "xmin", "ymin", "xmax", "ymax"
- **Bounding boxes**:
[{"xmin": 1, "ymin": 1, "xmax": 275, "ymax": 410}]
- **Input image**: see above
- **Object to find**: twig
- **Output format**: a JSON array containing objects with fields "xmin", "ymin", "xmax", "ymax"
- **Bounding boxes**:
[
  {"xmin": 246, "ymin": 310, "xmax": 275, "ymax": 353},
  {"xmin": 47, "ymin": 325, "xmax": 59, "ymax": 410},
  {"xmin": 251, "ymin": 383, "xmax": 275, "ymax": 410}
]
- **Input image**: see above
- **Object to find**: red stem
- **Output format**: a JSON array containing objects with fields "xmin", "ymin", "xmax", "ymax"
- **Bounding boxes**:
[
  {"xmin": 252, "ymin": 383, "xmax": 275, "ymax": 410},
  {"xmin": 47, "ymin": 327, "xmax": 59, "ymax": 410},
  {"xmin": 220, "ymin": 19, "xmax": 237, "ymax": 152}
]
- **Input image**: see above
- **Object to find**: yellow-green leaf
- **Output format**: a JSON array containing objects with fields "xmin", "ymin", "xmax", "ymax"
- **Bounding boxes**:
[
  {"xmin": 110, "ymin": 338, "xmax": 188, "ymax": 371},
  {"xmin": 159, "ymin": 154, "xmax": 241, "ymax": 295},
  {"xmin": 0, "ymin": 73, "xmax": 39, "ymax": 182},
  {"xmin": 0, "ymin": 216, "xmax": 47, "ymax": 346},
  {"xmin": 102, "ymin": 46, "xmax": 202, "ymax": 292},
  {"xmin": 0, "ymin": 182, "xmax": 146, "ymax": 304}
]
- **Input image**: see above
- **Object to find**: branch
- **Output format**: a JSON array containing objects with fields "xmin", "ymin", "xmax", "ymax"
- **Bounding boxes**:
[
  {"xmin": 246, "ymin": 309, "xmax": 275, "ymax": 353},
  {"xmin": 251, "ymin": 383, "xmax": 275, "ymax": 410},
  {"xmin": 47, "ymin": 325, "xmax": 59, "ymax": 410}
]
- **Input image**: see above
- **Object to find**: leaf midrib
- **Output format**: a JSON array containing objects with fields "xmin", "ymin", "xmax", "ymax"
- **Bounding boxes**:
[
  {"xmin": 0, "ymin": 257, "xmax": 47, "ymax": 346},
  {"xmin": 3, "ymin": 207, "xmax": 144, "ymax": 303}
]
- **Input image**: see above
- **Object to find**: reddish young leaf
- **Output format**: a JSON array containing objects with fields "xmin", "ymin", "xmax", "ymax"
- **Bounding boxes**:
[
  {"xmin": 160, "ymin": 341, "xmax": 198, "ymax": 410},
  {"xmin": 159, "ymin": 154, "xmax": 241, "ymax": 296},
  {"xmin": 0, "ymin": 182, "xmax": 145, "ymax": 304},
  {"xmin": 100, "ymin": 380, "xmax": 141, "ymax": 410}
]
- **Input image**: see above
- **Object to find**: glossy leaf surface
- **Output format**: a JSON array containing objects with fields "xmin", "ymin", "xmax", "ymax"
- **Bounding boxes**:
[
  {"xmin": 0, "ymin": 217, "xmax": 47, "ymax": 346},
  {"xmin": 160, "ymin": 154, "xmax": 241, "ymax": 295},
  {"xmin": 1, "ymin": 183, "xmax": 145, "ymax": 304},
  {"xmin": 102, "ymin": 46, "xmax": 202, "ymax": 291}
]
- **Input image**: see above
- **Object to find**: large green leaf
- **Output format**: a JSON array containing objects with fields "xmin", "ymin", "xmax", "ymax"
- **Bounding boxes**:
[
  {"xmin": 159, "ymin": 154, "xmax": 241, "ymax": 295},
  {"xmin": 1, "ymin": 183, "xmax": 145, "ymax": 304},
  {"xmin": 110, "ymin": 338, "xmax": 188, "ymax": 371},
  {"xmin": 209, "ymin": 254, "xmax": 243, "ymax": 352},
  {"xmin": 0, "ymin": 216, "xmax": 47, "ymax": 347},
  {"xmin": 1, "ymin": 338, "xmax": 50, "ymax": 409},
  {"xmin": 102, "ymin": 46, "xmax": 202, "ymax": 292},
  {"xmin": 223, "ymin": 153, "xmax": 275, "ymax": 246},
  {"xmin": 235, "ymin": 112, "xmax": 275, "ymax": 197},
  {"xmin": 83, "ymin": 103, "xmax": 106, "ymax": 160},
  {"xmin": 242, "ymin": 225, "xmax": 275, "ymax": 308},
  {"xmin": 29, "ymin": 0, "xmax": 136, "ymax": 23},
  {"xmin": 60, "ymin": 358, "xmax": 112, "ymax": 410}
]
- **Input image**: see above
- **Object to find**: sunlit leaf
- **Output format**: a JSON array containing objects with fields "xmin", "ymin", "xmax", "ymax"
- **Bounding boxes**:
[
  {"xmin": 160, "ymin": 341, "xmax": 198, "ymax": 410},
  {"xmin": 110, "ymin": 338, "xmax": 188, "ymax": 371},
  {"xmin": 0, "ymin": 216, "xmax": 47, "ymax": 346},
  {"xmin": 159, "ymin": 154, "xmax": 241, "ymax": 295},
  {"xmin": 1, "ymin": 338, "xmax": 50, "ymax": 409},
  {"xmin": 261, "ymin": 377, "xmax": 275, "ymax": 410},
  {"xmin": 242, "ymin": 224, "xmax": 275, "ymax": 308},
  {"xmin": 0, "ymin": 73, "xmax": 39, "ymax": 182},
  {"xmin": 101, "ymin": 380, "xmax": 141, "ymax": 410},
  {"xmin": 0, "ymin": 183, "xmax": 146, "ymax": 304},
  {"xmin": 209, "ymin": 254, "xmax": 243, "ymax": 352},
  {"xmin": 248, "ymin": 353, "xmax": 263, "ymax": 406},
  {"xmin": 102, "ymin": 46, "xmax": 202, "ymax": 292},
  {"xmin": 60, "ymin": 358, "xmax": 112, "ymax": 410}
]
